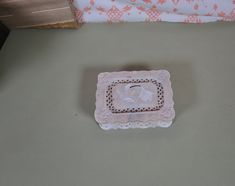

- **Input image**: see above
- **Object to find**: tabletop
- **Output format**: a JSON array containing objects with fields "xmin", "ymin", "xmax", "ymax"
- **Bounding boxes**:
[{"xmin": 0, "ymin": 22, "xmax": 235, "ymax": 186}]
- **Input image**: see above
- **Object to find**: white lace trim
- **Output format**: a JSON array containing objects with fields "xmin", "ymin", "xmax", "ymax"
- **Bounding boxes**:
[{"xmin": 99, "ymin": 121, "xmax": 172, "ymax": 130}]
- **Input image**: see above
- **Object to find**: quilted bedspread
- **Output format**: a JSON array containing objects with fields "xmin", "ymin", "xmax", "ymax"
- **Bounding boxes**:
[{"xmin": 72, "ymin": 0, "xmax": 235, "ymax": 23}]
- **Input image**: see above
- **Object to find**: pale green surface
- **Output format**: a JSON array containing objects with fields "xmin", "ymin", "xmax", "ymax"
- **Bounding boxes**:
[{"xmin": 0, "ymin": 23, "xmax": 235, "ymax": 186}]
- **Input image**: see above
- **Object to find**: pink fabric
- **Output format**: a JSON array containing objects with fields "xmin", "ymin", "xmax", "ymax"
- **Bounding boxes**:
[{"xmin": 72, "ymin": 0, "xmax": 235, "ymax": 23}]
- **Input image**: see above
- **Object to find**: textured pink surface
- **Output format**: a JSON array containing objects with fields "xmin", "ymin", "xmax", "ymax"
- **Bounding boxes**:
[
  {"xmin": 72, "ymin": 0, "xmax": 235, "ymax": 23},
  {"xmin": 95, "ymin": 70, "xmax": 175, "ymax": 130}
]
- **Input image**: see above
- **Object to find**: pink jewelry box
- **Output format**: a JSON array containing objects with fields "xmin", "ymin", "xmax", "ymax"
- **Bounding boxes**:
[{"xmin": 95, "ymin": 70, "xmax": 175, "ymax": 130}]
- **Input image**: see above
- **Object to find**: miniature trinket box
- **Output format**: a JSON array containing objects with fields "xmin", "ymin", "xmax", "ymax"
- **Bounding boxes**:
[{"xmin": 95, "ymin": 70, "xmax": 175, "ymax": 130}]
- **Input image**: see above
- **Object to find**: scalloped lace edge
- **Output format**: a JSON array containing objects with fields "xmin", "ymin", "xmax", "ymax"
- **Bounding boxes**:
[{"xmin": 99, "ymin": 121, "xmax": 172, "ymax": 130}]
